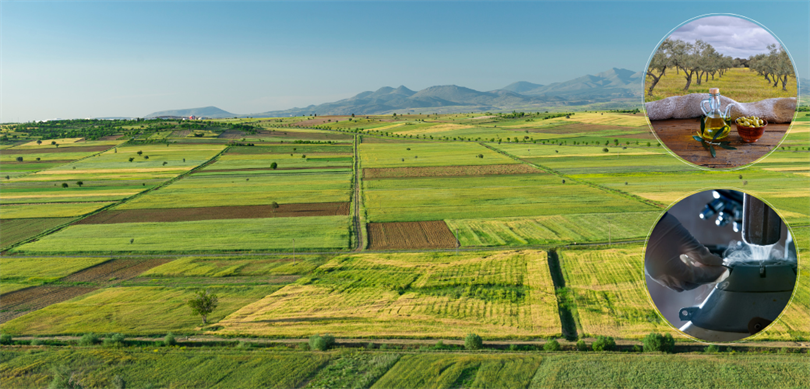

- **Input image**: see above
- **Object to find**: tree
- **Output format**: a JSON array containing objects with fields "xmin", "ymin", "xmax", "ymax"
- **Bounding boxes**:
[
  {"xmin": 76, "ymin": 181, "xmax": 83, "ymax": 187},
  {"xmin": 128, "ymin": 157, "xmax": 134, "ymax": 162},
  {"xmin": 37, "ymin": 140, "xmax": 42, "ymax": 145},
  {"xmin": 464, "ymin": 333, "xmax": 483, "ymax": 350},
  {"xmin": 16, "ymin": 156, "xmax": 23, "ymax": 162},
  {"xmin": 62, "ymin": 183, "xmax": 69, "ymax": 188},
  {"xmin": 592, "ymin": 335, "xmax": 616, "ymax": 351},
  {"xmin": 271, "ymin": 162, "xmax": 278, "ymax": 170},
  {"xmin": 543, "ymin": 339, "xmax": 561, "ymax": 351},
  {"xmin": 643, "ymin": 332, "xmax": 675, "ymax": 353},
  {"xmin": 271, "ymin": 201, "xmax": 279, "ymax": 217},
  {"xmin": 646, "ymin": 39, "xmax": 672, "ymax": 96},
  {"xmin": 137, "ymin": 150, "xmax": 143, "ymax": 156},
  {"xmin": 187, "ymin": 289, "xmax": 218, "ymax": 325}
]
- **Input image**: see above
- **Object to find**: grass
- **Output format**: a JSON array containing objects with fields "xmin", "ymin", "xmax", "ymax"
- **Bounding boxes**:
[
  {"xmin": 0, "ymin": 256, "xmax": 111, "ymax": 283},
  {"xmin": 372, "ymin": 354, "xmax": 543, "ymax": 389},
  {"xmin": 118, "ymin": 171, "xmax": 352, "ymax": 209},
  {"xmin": 0, "ymin": 348, "xmax": 330, "ymax": 389},
  {"xmin": 218, "ymin": 250, "xmax": 561, "ymax": 338},
  {"xmin": 360, "ymin": 142, "xmax": 517, "ymax": 168},
  {"xmin": 0, "ymin": 285, "xmax": 280, "ymax": 335},
  {"xmin": 0, "ymin": 217, "xmax": 74, "ymax": 249},
  {"xmin": 530, "ymin": 354, "xmax": 810, "ymax": 388},
  {"xmin": 306, "ymin": 352, "xmax": 400, "ymax": 389},
  {"xmin": 0, "ymin": 202, "xmax": 114, "ymax": 219},
  {"xmin": 645, "ymin": 67, "xmax": 797, "ymax": 103},
  {"xmin": 229, "ymin": 144, "xmax": 353, "ymax": 154},
  {"xmin": 12, "ymin": 216, "xmax": 351, "ymax": 253},
  {"xmin": 558, "ymin": 245, "xmax": 676, "ymax": 339},
  {"xmin": 364, "ymin": 174, "xmax": 658, "ymax": 222},
  {"xmin": 446, "ymin": 212, "xmax": 661, "ymax": 247}
]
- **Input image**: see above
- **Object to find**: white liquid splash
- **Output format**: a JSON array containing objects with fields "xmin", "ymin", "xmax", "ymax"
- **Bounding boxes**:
[{"xmin": 723, "ymin": 240, "xmax": 788, "ymax": 265}]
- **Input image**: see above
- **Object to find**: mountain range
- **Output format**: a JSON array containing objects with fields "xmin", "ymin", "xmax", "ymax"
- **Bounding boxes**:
[{"xmin": 144, "ymin": 69, "xmax": 809, "ymax": 118}]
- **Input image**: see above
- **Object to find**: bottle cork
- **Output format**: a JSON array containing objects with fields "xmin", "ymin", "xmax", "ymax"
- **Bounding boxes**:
[{"xmin": 709, "ymin": 88, "xmax": 719, "ymax": 94}]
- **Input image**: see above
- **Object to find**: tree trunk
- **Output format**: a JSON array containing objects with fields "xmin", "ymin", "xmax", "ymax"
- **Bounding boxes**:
[
  {"xmin": 646, "ymin": 70, "xmax": 664, "ymax": 96},
  {"xmin": 765, "ymin": 73, "xmax": 771, "ymax": 83},
  {"xmin": 695, "ymin": 71, "xmax": 702, "ymax": 86},
  {"xmin": 202, "ymin": 315, "xmax": 207, "ymax": 325},
  {"xmin": 682, "ymin": 70, "xmax": 694, "ymax": 92},
  {"xmin": 781, "ymin": 75, "xmax": 789, "ymax": 91}
]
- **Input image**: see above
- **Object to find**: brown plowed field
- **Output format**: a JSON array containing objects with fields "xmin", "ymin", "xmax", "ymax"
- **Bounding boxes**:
[
  {"xmin": 367, "ymin": 221, "xmax": 457, "ymax": 250},
  {"xmin": 1, "ymin": 145, "xmax": 112, "ymax": 155},
  {"xmin": 75, "ymin": 202, "xmax": 351, "ymax": 224},
  {"xmin": 360, "ymin": 137, "xmax": 415, "ymax": 143},
  {"xmin": 0, "ymin": 286, "xmax": 98, "ymax": 323},
  {"xmin": 364, "ymin": 164, "xmax": 541, "ymax": 179}
]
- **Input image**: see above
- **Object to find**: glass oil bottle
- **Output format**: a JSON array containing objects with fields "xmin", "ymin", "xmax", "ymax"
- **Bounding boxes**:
[{"xmin": 699, "ymin": 88, "xmax": 735, "ymax": 142}]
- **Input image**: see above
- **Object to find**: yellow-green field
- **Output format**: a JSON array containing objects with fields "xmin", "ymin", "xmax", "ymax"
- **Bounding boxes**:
[
  {"xmin": 218, "ymin": 250, "xmax": 561, "ymax": 338},
  {"xmin": 645, "ymin": 67, "xmax": 797, "ymax": 103}
]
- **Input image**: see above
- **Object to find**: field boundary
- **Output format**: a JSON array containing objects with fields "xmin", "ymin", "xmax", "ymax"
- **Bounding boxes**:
[{"xmin": 546, "ymin": 249, "xmax": 580, "ymax": 341}]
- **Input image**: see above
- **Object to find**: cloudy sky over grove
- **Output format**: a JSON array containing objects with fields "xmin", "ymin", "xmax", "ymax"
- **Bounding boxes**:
[
  {"xmin": 668, "ymin": 16, "xmax": 783, "ymax": 58},
  {"xmin": 2, "ymin": 1, "xmax": 808, "ymax": 122}
]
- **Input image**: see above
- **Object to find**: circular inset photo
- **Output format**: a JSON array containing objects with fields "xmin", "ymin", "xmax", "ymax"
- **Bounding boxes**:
[
  {"xmin": 644, "ymin": 15, "xmax": 798, "ymax": 169},
  {"xmin": 644, "ymin": 190, "xmax": 798, "ymax": 342}
]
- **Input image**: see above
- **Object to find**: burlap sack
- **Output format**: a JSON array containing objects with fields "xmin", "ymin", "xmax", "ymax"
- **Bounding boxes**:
[{"xmin": 645, "ymin": 94, "xmax": 796, "ymax": 123}]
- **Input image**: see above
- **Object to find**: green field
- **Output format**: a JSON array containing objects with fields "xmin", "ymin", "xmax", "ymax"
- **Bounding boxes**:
[
  {"xmin": 203, "ymin": 152, "xmax": 352, "ymax": 171},
  {"xmin": 118, "ymin": 171, "xmax": 352, "ymax": 209},
  {"xmin": 1, "ymin": 256, "xmax": 110, "ymax": 283},
  {"xmin": 0, "ymin": 217, "xmax": 74, "ymax": 249},
  {"xmin": 2, "ymin": 349, "xmax": 808, "ymax": 389},
  {"xmin": 360, "ymin": 142, "xmax": 517, "ymax": 168},
  {"xmin": 364, "ymin": 174, "xmax": 659, "ymax": 222},
  {"xmin": 141, "ymin": 255, "xmax": 326, "ymax": 278},
  {"xmin": 219, "ymin": 250, "xmax": 561, "ymax": 338},
  {"xmin": 12, "ymin": 216, "xmax": 351, "ymax": 253},
  {"xmin": 0, "ymin": 202, "xmax": 114, "ymax": 219},
  {"xmin": 447, "ymin": 211, "xmax": 661, "ymax": 247}
]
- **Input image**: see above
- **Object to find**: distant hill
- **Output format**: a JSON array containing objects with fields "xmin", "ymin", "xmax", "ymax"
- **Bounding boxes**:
[
  {"xmin": 500, "ymin": 81, "xmax": 544, "ymax": 93},
  {"xmin": 251, "ymin": 68, "xmax": 641, "ymax": 117},
  {"xmin": 145, "ymin": 106, "xmax": 234, "ymax": 118}
]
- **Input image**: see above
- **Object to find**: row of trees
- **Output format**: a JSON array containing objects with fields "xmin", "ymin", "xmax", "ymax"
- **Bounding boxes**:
[
  {"xmin": 647, "ymin": 38, "xmax": 794, "ymax": 96},
  {"xmin": 647, "ymin": 39, "xmax": 737, "ymax": 96},
  {"xmin": 749, "ymin": 44, "xmax": 794, "ymax": 91}
]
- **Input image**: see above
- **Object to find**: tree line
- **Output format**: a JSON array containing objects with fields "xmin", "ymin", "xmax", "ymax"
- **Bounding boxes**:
[{"xmin": 646, "ymin": 38, "xmax": 794, "ymax": 96}]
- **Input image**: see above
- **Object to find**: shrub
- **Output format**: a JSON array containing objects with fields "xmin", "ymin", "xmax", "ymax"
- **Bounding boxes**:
[
  {"xmin": 592, "ymin": 336, "xmax": 615, "ymax": 351},
  {"xmin": 112, "ymin": 375, "xmax": 126, "ymax": 389},
  {"xmin": 366, "ymin": 342, "xmax": 375, "ymax": 350},
  {"xmin": 543, "ymin": 339, "xmax": 561, "ymax": 352},
  {"xmin": 464, "ymin": 333, "xmax": 483, "ymax": 350},
  {"xmin": 576, "ymin": 340, "xmax": 588, "ymax": 351},
  {"xmin": 705, "ymin": 344, "xmax": 720, "ymax": 353},
  {"xmin": 31, "ymin": 338, "xmax": 43, "ymax": 346},
  {"xmin": 0, "ymin": 333, "xmax": 12, "ymax": 345},
  {"xmin": 296, "ymin": 342, "xmax": 310, "ymax": 351},
  {"xmin": 434, "ymin": 340, "xmax": 445, "ymax": 350},
  {"xmin": 309, "ymin": 334, "xmax": 335, "ymax": 351},
  {"xmin": 643, "ymin": 332, "xmax": 674, "ymax": 353},
  {"xmin": 103, "ymin": 333, "xmax": 125, "ymax": 348},
  {"xmin": 164, "ymin": 332, "xmax": 177, "ymax": 346},
  {"xmin": 236, "ymin": 341, "xmax": 251, "ymax": 349},
  {"xmin": 78, "ymin": 333, "xmax": 99, "ymax": 346},
  {"xmin": 509, "ymin": 344, "xmax": 519, "ymax": 351},
  {"xmin": 154, "ymin": 341, "xmax": 164, "ymax": 347}
]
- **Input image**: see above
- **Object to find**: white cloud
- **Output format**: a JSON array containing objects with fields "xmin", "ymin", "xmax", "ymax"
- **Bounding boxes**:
[{"xmin": 668, "ymin": 16, "xmax": 781, "ymax": 59}]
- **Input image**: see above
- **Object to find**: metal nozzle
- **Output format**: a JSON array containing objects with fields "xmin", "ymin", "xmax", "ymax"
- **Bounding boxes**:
[{"xmin": 742, "ymin": 194, "xmax": 781, "ymax": 246}]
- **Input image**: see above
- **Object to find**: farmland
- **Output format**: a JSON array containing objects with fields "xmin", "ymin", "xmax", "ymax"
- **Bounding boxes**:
[
  {"xmin": 1, "ymin": 112, "xmax": 809, "ymax": 386},
  {"xmin": 645, "ymin": 67, "xmax": 797, "ymax": 103},
  {"xmin": 218, "ymin": 250, "xmax": 561, "ymax": 338}
]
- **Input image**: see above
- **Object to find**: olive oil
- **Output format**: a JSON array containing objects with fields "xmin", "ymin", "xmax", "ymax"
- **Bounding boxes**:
[
  {"xmin": 701, "ymin": 115, "xmax": 730, "ymax": 141},
  {"xmin": 699, "ymin": 88, "xmax": 735, "ymax": 142}
]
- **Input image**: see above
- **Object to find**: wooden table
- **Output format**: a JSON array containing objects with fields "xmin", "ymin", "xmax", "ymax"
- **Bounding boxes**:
[{"xmin": 650, "ymin": 118, "xmax": 790, "ymax": 169}]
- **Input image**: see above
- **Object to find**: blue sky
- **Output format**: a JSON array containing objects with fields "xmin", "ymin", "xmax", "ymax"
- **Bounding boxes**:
[{"xmin": 2, "ymin": 1, "xmax": 808, "ymax": 121}]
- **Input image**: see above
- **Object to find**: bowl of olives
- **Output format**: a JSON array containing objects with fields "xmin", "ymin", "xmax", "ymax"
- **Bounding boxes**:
[{"xmin": 735, "ymin": 116, "xmax": 767, "ymax": 143}]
